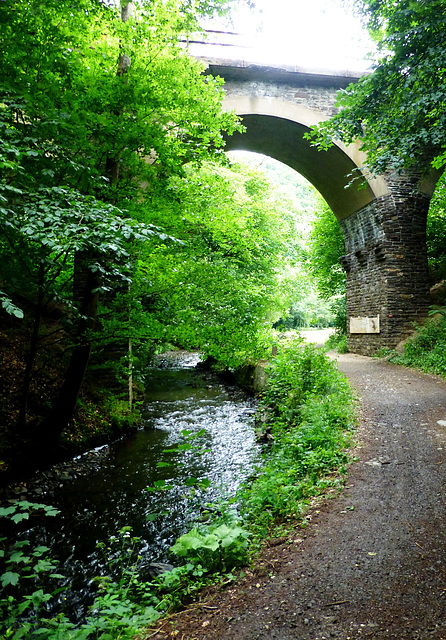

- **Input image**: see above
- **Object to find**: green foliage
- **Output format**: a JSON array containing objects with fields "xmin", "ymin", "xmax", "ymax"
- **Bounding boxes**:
[
  {"xmin": 329, "ymin": 295, "xmax": 347, "ymax": 337},
  {"xmin": 0, "ymin": 501, "xmax": 247, "ymax": 639},
  {"xmin": 1, "ymin": 185, "xmax": 161, "ymax": 307},
  {"xmin": 276, "ymin": 291, "xmax": 337, "ymax": 330},
  {"xmin": 0, "ymin": 290, "xmax": 23, "ymax": 320},
  {"xmin": 325, "ymin": 332, "xmax": 348, "ymax": 354},
  {"xmin": 107, "ymin": 399, "xmax": 141, "ymax": 433},
  {"xmin": 171, "ymin": 522, "xmax": 250, "ymax": 573},
  {"xmin": 308, "ymin": 0, "xmax": 446, "ymax": 174},
  {"xmin": 427, "ymin": 174, "xmax": 446, "ymax": 283},
  {"xmin": 132, "ymin": 159, "xmax": 302, "ymax": 368},
  {"xmin": 79, "ymin": 527, "xmax": 163, "ymax": 639},
  {"xmin": 232, "ymin": 152, "xmax": 347, "ymax": 334},
  {"xmin": 228, "ymin": 151, "xmax": 319, "ymax": 214},
  {"xmin": 306, "ymin": 197, "xmax": 346, "ymax": 299},
  {"xmin": 300, "ymin": 195, "xmax": 347, "ymax": 335},
  {"xmin": 240, "ymin": 341, "xmax": 355, "ymax": 530},
  {"xmin": 0, "ymin": 0, "xmax": 243, "ymax": 438},
  {"xmin": 428, "ymin": 306, "xmax": 446, "ymax": 318},
  {"xmin": 386, "ymin": 316, "xmax": 446, "ymax": 377},
  {"xmin": 0, "ymin": 502, "xmax": 64, "ymax": 640}
]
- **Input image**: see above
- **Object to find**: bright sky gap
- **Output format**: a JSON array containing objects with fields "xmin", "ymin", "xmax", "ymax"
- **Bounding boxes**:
[{"xmin": 192, "ymin": 0, "xmax": 375, "ymax": 73}]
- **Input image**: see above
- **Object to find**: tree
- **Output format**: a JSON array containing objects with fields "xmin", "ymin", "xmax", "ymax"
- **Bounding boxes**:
[
  {"xmin": 129, "ymin": 159, "xmax": 302, "ymax": 368},
  {"xmin": 304, "ymin": 196, "xmax": 346, "ymax": 333},
  {"xmin": 309, "ymin": 0, "xmax": 446, "ymax": 175},
  {"xmin": 427, "ymin": 174, "xmax": 446, "ymax": 284},
  {"xmin": 0, "ymin": 0, "xmax": 241, "ymax": 443},
  {"xmin": 306, "ymin": 198, "xmax": 346, "ymax": 299}
]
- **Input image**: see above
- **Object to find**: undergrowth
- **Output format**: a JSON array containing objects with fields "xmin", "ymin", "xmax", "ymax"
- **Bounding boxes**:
[
  {"xmin": 378, "ymin": 314, "xmax": 446, "ymax": 378},
  {"xmin": 324, "ymin": 330, "xmax": 348, "ymax": 354},
  {"xmin": 239, "ymin": 340, "xmax": 355, "ymax": 537},
  {"xmin": 0, "ymin": 341, "xmax": 356, "ymax": 639}
]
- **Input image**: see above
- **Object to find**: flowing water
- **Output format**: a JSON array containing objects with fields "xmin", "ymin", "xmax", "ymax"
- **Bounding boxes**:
[{"xmin": 24, "ymin": 352, "xmax": 261, "ymax": 619}]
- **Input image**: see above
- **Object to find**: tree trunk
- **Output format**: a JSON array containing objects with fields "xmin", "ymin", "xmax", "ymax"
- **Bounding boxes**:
[
  {"xmin": 37, "ymin": 254, "xmax": 100, "ymax": 442},
  {"xmin": 17, "ymin": 262, "xmax": 45, "ymax": 430}
]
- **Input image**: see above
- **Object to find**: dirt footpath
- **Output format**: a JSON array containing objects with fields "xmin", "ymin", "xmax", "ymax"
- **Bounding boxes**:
[{"xmin": 149, "ymin": 354, "xmax": 446, "ymax": 640}]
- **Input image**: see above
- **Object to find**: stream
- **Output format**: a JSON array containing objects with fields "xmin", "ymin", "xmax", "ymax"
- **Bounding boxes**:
[{"xmin": 20, "ymin": 352, "xmax": 261, "ymax": 620}]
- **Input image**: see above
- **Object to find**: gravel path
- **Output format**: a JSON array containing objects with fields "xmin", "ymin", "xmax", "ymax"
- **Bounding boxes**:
[{"xmin": 148, "ymin": 353, "xmax": 446, "ymax": 640}]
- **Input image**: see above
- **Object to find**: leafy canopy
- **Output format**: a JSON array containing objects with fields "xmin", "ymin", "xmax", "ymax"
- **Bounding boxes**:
[
  {"xmin": 130, "ymin": 159, "xmax": 302, "ymax": 368},
  {"xmin": 0, "ymin": 0, "xmax": 246, "ymax": 435},
  {"xmin": 309, "ymin": 0, "xmax": 446, "ymax": 175}
]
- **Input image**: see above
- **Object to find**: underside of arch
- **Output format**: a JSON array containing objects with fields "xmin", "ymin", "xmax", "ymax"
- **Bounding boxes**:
[{"xmin": 225, "ymin": 113, "xmax": 378, "ymax": 220}]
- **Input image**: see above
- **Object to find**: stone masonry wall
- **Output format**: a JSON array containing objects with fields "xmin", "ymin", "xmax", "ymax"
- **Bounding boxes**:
[
  {"xmin": 223, "ymin": 80, "xmax": 341, "ymax": 119},
  {"xmin": 341, "ymin": 171, "xmax": 431, "ymax": 354},
  {"xmin": 217, "ymin": 67, "xmax": 433, "ymax": 356}
]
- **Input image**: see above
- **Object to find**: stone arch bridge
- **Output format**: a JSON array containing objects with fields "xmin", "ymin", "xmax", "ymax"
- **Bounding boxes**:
[{"xmin": 205, "ymin": 59, "xmax": 438, "ymax": 355}]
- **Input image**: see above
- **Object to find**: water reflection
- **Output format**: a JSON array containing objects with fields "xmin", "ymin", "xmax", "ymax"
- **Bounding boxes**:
[{"xmin": 37, "ymin": 352, "xmax": 260, "ymax": 616}]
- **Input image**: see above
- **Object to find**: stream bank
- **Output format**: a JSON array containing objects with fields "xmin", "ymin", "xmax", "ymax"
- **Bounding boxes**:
[
  {"xmin": 151, "ymin": 352, "xmax": 446, "ymax": 640},
  {"xmin": 1, "ymin": 351, "xmax": 261, "ymax": 504},
  {"xmin": 1, "ymin": 350, "xmax": 262, "ymax": 623}
]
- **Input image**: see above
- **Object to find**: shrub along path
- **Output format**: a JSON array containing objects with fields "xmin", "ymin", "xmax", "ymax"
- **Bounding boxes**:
[{"xmin": 146, "ymin": 352, "xmax": 446, "ymax": 640}]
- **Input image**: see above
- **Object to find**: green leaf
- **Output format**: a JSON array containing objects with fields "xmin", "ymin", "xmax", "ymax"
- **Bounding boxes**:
[
  {"xmin": 1, "ymin": 571, "xmax": 20, "ymax": 587},
  {"xmin": 10, "ymin": 551, "xmax": 30, "ymax": 564},
  {"xmin": 171, "ymin": 530, "xmax": 205, "ymax": 555},
  {"xmin": 12, "ymin": 513, "xmax": 29, "ymax": 524},
  {"xmin": 33, "ymin": 545, "xmax": 50, "ymax": 556},
  {"xmin": 146, "ymin": 513, "xmax": 159, "ymax": 522}
]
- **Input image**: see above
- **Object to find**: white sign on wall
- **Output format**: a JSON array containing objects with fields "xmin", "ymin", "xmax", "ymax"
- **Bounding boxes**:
[{"xmin": 349, "ymin": 315, "xmax": 380, "ymax": 334}]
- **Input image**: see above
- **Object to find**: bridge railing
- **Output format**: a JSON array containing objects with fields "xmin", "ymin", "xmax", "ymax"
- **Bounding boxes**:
[{"xmin": 182, "ymin": 29, "xmax": 255, "ymax": 62}]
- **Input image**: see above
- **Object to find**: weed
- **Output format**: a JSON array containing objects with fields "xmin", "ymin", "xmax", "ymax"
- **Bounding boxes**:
[
  {"xmin": 170, "ymin": 522, "xmax": 250, "ymax": 573},
  {"xmin": 239, "ymin": 341, "xmax": 355, "ymax": 534},
  {"xmin": 384, "ymin": 316, "xmax": 446, "ymax": 377},
  {"xmin": 0, "ymin": 501, "xmax": 66, "ymax": 639}
]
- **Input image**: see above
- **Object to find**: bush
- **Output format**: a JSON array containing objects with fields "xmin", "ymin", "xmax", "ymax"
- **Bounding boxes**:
[
  {"xmin": 325, "ymin": 332, "xmax": 348, "ymax": 353},
  {"xmin": 388, "ymin": 315, "xmax": 446, "ymax": 377},
  {"xmin": 240, "ymin": 342, "xmax": 355, "ymax": 530},
  {"xmin": 170, "ymin": 521, "xmax": 250, "ymax": 573}
]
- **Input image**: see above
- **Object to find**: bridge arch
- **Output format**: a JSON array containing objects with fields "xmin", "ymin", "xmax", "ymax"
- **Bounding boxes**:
[
  {"xmin": 222, "ymin": 95, "xmax": 389, "ymax": 220},
  {"xmin": 206, "ymin": 60, "xmax": 434, "ymax": 354}
]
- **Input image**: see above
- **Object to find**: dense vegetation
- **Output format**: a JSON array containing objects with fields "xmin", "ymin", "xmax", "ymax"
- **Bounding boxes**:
[
  {"xmin": 382, "ymin": 314, "xmax": 446, "ymax": 377},
  {"xmin": 0, "ymin": 0, "xmax": 312, "ymax": 474},
  {"xmin": 232, "ymin": 153, "xmax": 346, "ymax": 332},
  {"xmin": 310, "ymin": 0, "xmax": 446, "ymax": 175},
  {"xmin": 0, "ymin": 341, "xmax": 355, "ymax": 640}
]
